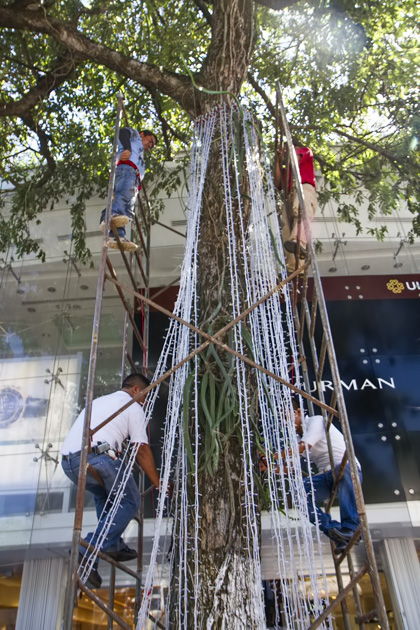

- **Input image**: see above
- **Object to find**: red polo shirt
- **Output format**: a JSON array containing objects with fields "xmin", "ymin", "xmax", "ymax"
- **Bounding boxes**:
[{"xmin": 296, "ymin": 147, "xmax": 316, "ymax": 188}]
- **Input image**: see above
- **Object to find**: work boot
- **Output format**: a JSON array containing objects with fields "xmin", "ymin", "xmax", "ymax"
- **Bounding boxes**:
[
  {"xmin": 326, "ymin": 527, "xmax": 352, "ymax": 545},
  {"xmin": 284, "ymin": 239, "xmax": 307, "ymax": 259},
  {"xmin": 85, "ymin": 566, "xmax": 103, "ymax": 589},
  {"xmin": 107, "ymin": 237, "xmax": 138, "ymax": 252},
  {"xmin": 100, "ymin": 215, "xmax": 130, "ymax": 231}
]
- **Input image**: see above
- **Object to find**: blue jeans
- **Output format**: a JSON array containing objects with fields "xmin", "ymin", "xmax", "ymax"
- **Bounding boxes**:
[
  {"xmin": 100, "ymin": 164, "xmax": 138, "ymax": 238},
  {"xmin": 62, "ymin": 451, "xmax": 140, "ymax": 561},
  {"xmin": 303, "ymin": 464, "xmax": 362, "ymax": 534}
]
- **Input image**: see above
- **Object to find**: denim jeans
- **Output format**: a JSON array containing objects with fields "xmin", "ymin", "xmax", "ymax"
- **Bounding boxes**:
[
  {"xmin": 303, "ymin": 464, "xmax": 362, "ymax": 534},
  {"xmin": 62, "ymin": 451, "xmax": 140, "ymax": 561},
  {"xmin": 100, "ymin": 164, "xmax": 138, "ymax": 238}
]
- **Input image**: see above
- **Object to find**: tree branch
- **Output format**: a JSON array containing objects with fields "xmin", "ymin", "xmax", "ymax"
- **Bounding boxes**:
[
  {"xmin": 0, "ymin": 52, "xmax": 82, "ymax": 118},
  {"xmin": 0, "ymin": 5, "xmax": 196, "ymax": 115},
  {"xmin": 148, "ymin": 88, "xmax": 172, "ymax": 159},
  {"xmin": 247, "ymin": 72, "xmax": 275, "ymax": 116},
  {"xmin": 0, "ymin": 52, "xmax": 81, "ymax": 185},
  {"xmin": 252, "ymin": 0, "xmax": 300, "ymax": 10},
  {"xmin": 20, "ymin": 112, "xmax": 56, "ymax": 185},
  {"xmin": 3, "ymin": 53, "xmax": 43, "ymax": 74},
  {"xmin": 147, "ymin": 89, "xmax": 190, "ymax": 154},
  {"xmin": 11, "ymin": 0, "xmax": 42, "ymax": 8},
  {"xmin": 331, "ymin": 127, "xmax": 408, "ymax": 166},
  {"xmin": 193, "ymin": 0, "xmax": 213, "ymax": 24},
  {"xmin": 291, "ymin": 123, "xmax": 416, "ymax": 168}
]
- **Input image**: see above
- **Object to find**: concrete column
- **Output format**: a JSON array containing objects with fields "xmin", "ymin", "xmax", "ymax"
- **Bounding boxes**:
[
  {"xmin": 381, "ymin": 538, "xmax": 420, "ymax": 630},
  {"xmin": 16, "ymin": 557, "xmax": 66, "ymax": 630}
]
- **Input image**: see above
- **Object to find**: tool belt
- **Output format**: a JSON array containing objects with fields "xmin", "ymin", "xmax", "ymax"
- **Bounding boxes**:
[
  {"xmin": 117, "ymin": 159, "xmax": 142, "ymax": 191},
  {"xmin": 62, "ymin": 442, "xmax": 118, "ymax": 460}
]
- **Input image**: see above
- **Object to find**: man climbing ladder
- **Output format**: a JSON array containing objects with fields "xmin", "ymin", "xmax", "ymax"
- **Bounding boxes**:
[
  {"xmin": 100, "ymin": 126, "xmax": 158, "ymax": 252},
  {"xmin": 61, "ymin": 373, "xmax": 161, "ymax": 589},
  {"xmin": 274, "ymin": 144, "xmax": 317, "ymax": 272}
]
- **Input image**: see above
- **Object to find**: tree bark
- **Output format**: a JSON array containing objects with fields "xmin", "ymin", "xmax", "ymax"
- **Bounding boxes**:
[
  {"xmin": 194, "ymin": 439, "xmax": 264, "ymax": 629},
  {"xmin": 197, "ymin": 0, "xmax": 254, "ymax": 112},
  {"xmin": 179, "ymin": 99, "xmax": 264, "ymax": 628},
  {"xmin": 166, "ymin": 2, "xmax": 262, "ymax": 626}
]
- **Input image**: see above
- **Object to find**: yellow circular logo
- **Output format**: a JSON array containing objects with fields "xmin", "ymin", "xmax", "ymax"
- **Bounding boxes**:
[{"xmin": 386, "ymin": 279, "xmax": 405, "ymax": 294}]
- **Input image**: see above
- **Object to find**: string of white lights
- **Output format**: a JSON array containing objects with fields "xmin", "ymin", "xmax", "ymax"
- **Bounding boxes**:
[
  {"xmin": 78, "ymin": 446, "xmax": 136, "ymax": 583},
  {"xmin": 241, "ymin": 108, "xmax": 331, "ymax": 627},
  {"xmin": 82, "ymin": 105, "xmax": 332, "ymax": 629},
  {"xmin": 220, "ymin": 105, "xmax": 265, "ymax": 620},
  {"xmin": 136, "ymin": 111, "xmax": 217, "ymax": 628}
]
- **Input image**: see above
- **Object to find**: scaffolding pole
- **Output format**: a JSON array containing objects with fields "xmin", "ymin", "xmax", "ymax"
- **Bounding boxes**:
[
  {"xmin": 62, "ymin": 90, "xmax": 391, "ymax": 629},
  {"xmin": 62, "ymin": 94, "xmax": 157, "ymax": 630},
  {"xmin": 276, "ymin": 81, "xmax": 390, "ymax": 630},
  {"xmin": 63, "ymin": 93, "xmax": 125, "ymax": 630}
]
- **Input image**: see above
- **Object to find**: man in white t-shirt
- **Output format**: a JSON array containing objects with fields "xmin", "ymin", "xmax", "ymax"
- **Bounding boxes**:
[
  {"xmin": 291, "ymin": 399, "xmax": 362, "ymax": 550},
  {"xmin": 61, "ymin": 373, "xmax": 160, "ymax": 588}
]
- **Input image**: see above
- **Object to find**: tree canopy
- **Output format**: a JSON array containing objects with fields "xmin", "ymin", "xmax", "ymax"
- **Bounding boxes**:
[{"xmin": 0, "ymin": 0, "xmax": 419, "ymax": 262}]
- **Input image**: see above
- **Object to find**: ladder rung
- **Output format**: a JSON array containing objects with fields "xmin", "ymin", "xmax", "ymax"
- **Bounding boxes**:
[{"xmin": 78, "ymin": 580, "xmax": 132, "ymax": 630}]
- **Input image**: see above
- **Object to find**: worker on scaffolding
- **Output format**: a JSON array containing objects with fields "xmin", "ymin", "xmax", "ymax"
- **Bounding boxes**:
[
  {"xmin": 262, "ymin": 398, "xmax": 361, "ymax": 552},
  {"xmin": 274, "ymin": 145, "xmax": 317, "ymax": 272},
  {"xmin": 61, "ymin": 373, "xmax": 161, "ymax": 588},
  {"xmin": 290, "ymin": 399, "xmax": 362, "ymax": 551},
  {"xmin": 100, "ymin": 127, "xmax": 158, "ymax": 252}
]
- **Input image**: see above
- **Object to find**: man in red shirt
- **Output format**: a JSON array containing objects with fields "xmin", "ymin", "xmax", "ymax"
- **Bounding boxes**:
[{"xmin": 274, "ymin": 146, "xmax": 317, "ymax": 271}]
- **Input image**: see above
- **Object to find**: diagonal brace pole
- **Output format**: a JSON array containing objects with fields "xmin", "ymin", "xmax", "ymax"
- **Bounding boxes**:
[{"xmin": 91, "ymin": 262, "xmax": 338, "ymax": 438}]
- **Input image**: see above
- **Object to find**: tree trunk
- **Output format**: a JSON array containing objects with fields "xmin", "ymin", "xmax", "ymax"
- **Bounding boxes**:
[
  {"xmin": 181, "ymin": 121, "xmax": 264, "ymax": 628},
  {"xmin": 196, "ymin": 0, "xmax": 254, "ymax": 114},
  {"xmin": 172, "ymin": 2, "xmax": 262, "ymax": 626}
]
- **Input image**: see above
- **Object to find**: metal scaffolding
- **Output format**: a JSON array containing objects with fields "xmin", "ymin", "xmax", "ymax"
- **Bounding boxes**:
[
  {"xmin": 63, "ymin": 95, "xmax": 164, "ymax": 630},
  {"xmin": 275, "ymin": 83, "xmax": 390, "ymax": 630},
  {"xmin": 62, "ymin": 91, "xmax": 391, "ymax": 629}
]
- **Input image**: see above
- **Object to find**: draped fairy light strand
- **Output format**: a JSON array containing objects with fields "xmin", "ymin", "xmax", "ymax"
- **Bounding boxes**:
[{"xmin": 80, "ymin": 105, "xmax": 331, "ymax": 629}]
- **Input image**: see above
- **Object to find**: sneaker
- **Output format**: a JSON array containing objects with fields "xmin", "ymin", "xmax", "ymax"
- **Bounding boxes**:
[
  {"xmin": 332, "ymin": 531, "xmax": 361, "ymax": 555},
  {"xmin": 284, "ymin": 240, "xmax": 307, "ymax": 259},
  {"xmin": 341, "ymin": 528, "xmax": 362, "ymax": 544},
  {"xmin": 326, "ymin": 527, "xmax": 353, "ymax": 545},
  {"xmin": 333, "ymin": 541, "xmax": 346, "ymax": 555},
  {"xmin": 78, "ymin": 553, "xmax": 102, "ymax": 589},
  {"xmin": 107, "ymin": 237, "xmax": 138, "ymax": 252},
  {"xmin": 100, "ymin": 215, "xmax": 130, "ymax": 232},
  {"xmin": 106, "ymin": 545, "xmax": 138, "ymax": 562},
  {"xmin": 85, "ymin": 566, "xmax": 103, "ymax": 589}
]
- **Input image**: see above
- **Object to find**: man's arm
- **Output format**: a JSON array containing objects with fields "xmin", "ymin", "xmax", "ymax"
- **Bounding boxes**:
[
  {"xmin": 119, "ymin": 127, "xmax": 132, "ymax": 161},
  {"xmin": 136, "ymin": 443, "xmax": 160, "ymax": 488},
  {"xmin": 273, "ymin": 147, "xmax": 286, "ymax": 190},
  {"xmin": 260, "ymin": 441, "xmax": 312, "ymax": 473},
  {"xmin": 278, "ymin": 440, "xmax": 312, "ymax": 460},
  {"xmin": 119, "ymin": 128, "xmax": 132, "ymax": 150}
]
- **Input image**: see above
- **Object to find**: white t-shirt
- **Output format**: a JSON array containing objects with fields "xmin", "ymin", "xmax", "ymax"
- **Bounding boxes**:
[
  {"xmin": 61, "ymin": 391, "xmax": 148, "ymax": 455},
  {"xmin": 301, "ymin": 415, "xmax": 360, "ymax": 472}
]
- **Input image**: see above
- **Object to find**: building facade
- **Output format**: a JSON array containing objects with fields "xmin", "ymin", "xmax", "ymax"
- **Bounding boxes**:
[{"xmin": 0, "ymin": 173, "xmax": 419, "ymax": 629}]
